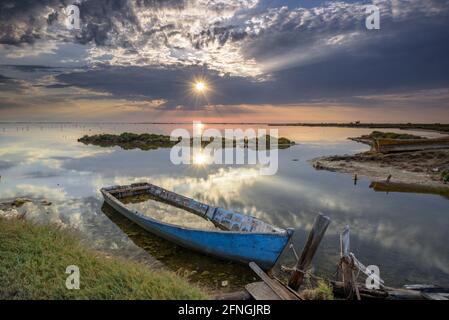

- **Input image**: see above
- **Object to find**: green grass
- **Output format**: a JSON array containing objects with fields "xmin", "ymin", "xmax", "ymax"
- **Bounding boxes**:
[
  {"xmin": 78, "ymin": 132, "xmax": 295, "ymax": 151},
  {"xmin": 78, "ymin": 132, "xmax": 177, "ymax": 150},
  {"xmin": 366, "ymin": 131, "xmax": 425, "ymax": 140},
  {"xmin": 0, "ymin": 217, "xmax": 208, "ymax": 300},
  {"xmin": 442, "ymin": 170, "xmax": 449, "ymax": 183},
  {"xmin": 300, "ymin": 280, "xmax": 334, "ymax": 300}
]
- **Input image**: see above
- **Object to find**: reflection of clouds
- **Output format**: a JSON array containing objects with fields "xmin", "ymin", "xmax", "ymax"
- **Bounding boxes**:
[
  {"xmin": 1, "ymin": 125, "xmax": 448, "ymax": 284},
  {"xmin": 0, "ymin": 143, "xmax": 113, "ymax": 165},
  {"xmin": 286, "ymin": 203, "xmax": 449, "ymax": 276},
  {"xmin": 155, "ymin": 167, "xmax": 263, "ymax": 201},
  {"xmin": 2, "ymin": 184, "xmax": 68, "ymax": 201},
  {"xmin": 0, "ymin": 160, "xmax": 15, "ymax": 170},
  {"xmin": 90, "ymin": 165, "xmax": 357, "ymax": 232},
  {"xmin": 370, "ymin": 222, "xmax": 449, "ymax": 275},
  {"xmin": 89, "ymin": 166, "xmax": 260, "ymax": 198},
  {"xmin": 0, "ymin": 143, "xmax": 114, "ymax": 192},
  {"xmin": 98, "ymin": 166, "xmax": 449, "ymax": 277}
]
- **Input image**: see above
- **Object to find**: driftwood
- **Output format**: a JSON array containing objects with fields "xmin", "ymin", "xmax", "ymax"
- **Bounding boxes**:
[
  {"xmin": 337, "ymin": 226, "xmax": 448, "ymax": 300},
  {"xmin": 339, "ymin": 226, "xmax": 386, "ymax": 300},
  {"xmin": 339, "ymin": 226, "xmax": 354, "ymax": 296},
  {"xmin": 219, "ymin": 216, "xmax": 448, "ymax": 300},
  {"xmin": 245, "ymin": 282, "xmax": 281, "ymax": 300},
  {"xmin": 288, "ymin": 213, "xmax": 331, "ymax": 291},
  {"xmin": 331, "ymin": 281, "xmax": 449, "ymax": 300},
  {"xmin": 214, "ymin": 290, "xmax": 252, "ymax": 300},
  {"xmin": 249, "ymin": 262, "xmax": 301, "ymax": 300}
]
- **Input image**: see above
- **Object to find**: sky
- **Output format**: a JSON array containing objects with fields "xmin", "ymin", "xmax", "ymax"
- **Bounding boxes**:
[{"xmin": 0, "ymin": 0, "xmax": 448, "ymax": 123}]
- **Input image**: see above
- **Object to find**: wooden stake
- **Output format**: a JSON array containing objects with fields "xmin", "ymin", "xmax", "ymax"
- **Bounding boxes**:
[
  {"xmin": 288, "ymin": 213, "xmax": 331, "ymax": 291},
  {"xmin": 340, "ymin": 226, "xmax": 353, "ymax": 295}
]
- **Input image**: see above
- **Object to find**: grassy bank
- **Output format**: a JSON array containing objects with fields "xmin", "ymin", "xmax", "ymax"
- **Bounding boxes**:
[
  {"xmin": 361, "ymin": 130, "xmax": 425, "ymax": 140},
  {"xmin": 0, "ymin": 217, "xmax": 207, "ymax": 300}
]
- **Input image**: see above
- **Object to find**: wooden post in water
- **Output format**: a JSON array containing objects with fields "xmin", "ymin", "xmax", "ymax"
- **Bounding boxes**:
[
  {"xmin": 340, "ymin": 225, "xmax": 354, "ymax": 295},
  {"xmin": 340, "ymin": 226, "xmax": 367, "ymax": 299},
  {"xmin": 288, "ymin": 213, "xmax": 331, "ymax": 291}
]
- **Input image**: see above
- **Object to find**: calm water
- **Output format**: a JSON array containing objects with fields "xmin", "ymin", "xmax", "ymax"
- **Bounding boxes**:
[{"xmin": 0, "ymin": 123, "xmax": 448, "ymax": 291}]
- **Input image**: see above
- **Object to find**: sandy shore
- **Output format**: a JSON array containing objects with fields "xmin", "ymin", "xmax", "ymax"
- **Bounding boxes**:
[{"xmin": 310, "ymin": 149, "xmax": 449, "ymax": 188}]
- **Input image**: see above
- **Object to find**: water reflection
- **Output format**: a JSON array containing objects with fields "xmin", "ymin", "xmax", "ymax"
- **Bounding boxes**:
[
  {"xmin": 101, "ymin": 203, "xmax": 256, "ymax": 291},
  {"xmin": 0, "ymin": 123, "xmax": 448, "ymax": 288}
]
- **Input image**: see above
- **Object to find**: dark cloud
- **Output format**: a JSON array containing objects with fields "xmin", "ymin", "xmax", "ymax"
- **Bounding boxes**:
[
  {"xmin": 0, "ymin": 0, "xmax": 64, "ymax": 45},
  {"xmin": 54, "ymin": 7, "xmax": 449, "ymax": 111},
  {"xmin": 0, "ymin": 74, "xmax": 12, "ymax": 82},
  {"xmin": 0, "ymin": 160, "xmax": 15, "ymax": 170},
  {"xmin": 44, "ymin": 83, "xmax": 72, "ymax": 88},
  {"xmin": 1, "ymin": 0, "xmax": 448, "ymax": 113},
  {"xmin": 0, "ymin": 72, "xmax": 28, "ymax": 93},
  {"xmin": 22, "ymin": 171, "xmax": 61, "ymax": 178},
  {"xmin": 0, "ymin": 0, "xmax": 187, "ymax": 45},
  {"xmin": 7, "ymin": 65, "xmax": 58, "ymax": 72}
]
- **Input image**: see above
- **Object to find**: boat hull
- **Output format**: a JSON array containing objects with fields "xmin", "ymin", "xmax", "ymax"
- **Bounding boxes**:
[
  {"xmin": 102, "ymin": 190, "xmax": 291, "ymax": 270},
  {"xmin": 373, "ymin": 137, "xmax": 449, "ymax": 153}
]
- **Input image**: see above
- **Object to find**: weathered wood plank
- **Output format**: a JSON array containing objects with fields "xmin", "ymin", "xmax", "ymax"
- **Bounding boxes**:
[
  {"xmin": 386, "ymin": 287, "xmax": 426, "ymax": 300},
  {"xmin": 421, "ymin": 292, "xmax": 449, "ymax": 300},
  {"xmin": 245, "ymin": 282, "xmax": 281, "ymax": 300},
  {"xmin": 332, "ymin": 281, "xmax": 388, "ymax": 299},
  {"xmin": 403, "ymin": 284, "xmax": 440, "ymax": 291},
  {"xmin": 340, "ymin": 225, "xmax": 350, "ymax": 257},
  {"xmin": 249, "ymin": 262, "xmax": 299, "ymax": 300},
  {"xmin": 288, "ymin": 213, "xmax": 331, "ymax": 291},
  {"xmin": 215, "ymin": 290, "xmax": 252, "ymax": 300},
  {"xmin": 331, "ymin": 281, "xmax": 438, "ymax": 300}
]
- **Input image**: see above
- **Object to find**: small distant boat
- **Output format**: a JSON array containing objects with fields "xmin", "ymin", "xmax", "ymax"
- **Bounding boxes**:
[
  {"xmin": 373, "ymin": 136, "xmax": 449, "ymax": 153},
  {"xmin": 101, "ymin": 183, "xmax": 294, "ymax": 270}
]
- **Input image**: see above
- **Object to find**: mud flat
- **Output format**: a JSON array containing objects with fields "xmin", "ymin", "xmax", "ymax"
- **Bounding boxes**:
[{"xmin": 310, "ymin": 149, "xmax": 449, "ymax": 188}]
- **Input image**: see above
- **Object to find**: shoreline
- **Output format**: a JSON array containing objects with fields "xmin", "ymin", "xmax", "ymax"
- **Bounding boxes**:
[
  {"xmin": 310, "ymin": 149, "xmax": 449, "ymax": 190},
  {"xmin": 0, "ymin": 198, "xmax": 166, "ymax": 270},
  {"xmin": 0, "ymin": 214, "xmax": 207, "ymax": 299}
]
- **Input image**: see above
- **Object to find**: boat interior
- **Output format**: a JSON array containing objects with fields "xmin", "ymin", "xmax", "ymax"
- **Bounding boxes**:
[{"xmin": 102, "ymin": 183, "xmax": 286, "ymax": 234}]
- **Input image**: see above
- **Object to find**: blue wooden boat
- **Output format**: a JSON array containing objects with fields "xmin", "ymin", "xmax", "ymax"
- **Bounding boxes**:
[{"xmin": 101, "ymin": 182, "xmax": 294, "ymax": 270}]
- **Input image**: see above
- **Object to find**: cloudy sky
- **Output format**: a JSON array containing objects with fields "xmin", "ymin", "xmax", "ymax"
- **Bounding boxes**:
[{"xmin": 0, "ymin": 0, "xmax": 448, "ymax": 122}]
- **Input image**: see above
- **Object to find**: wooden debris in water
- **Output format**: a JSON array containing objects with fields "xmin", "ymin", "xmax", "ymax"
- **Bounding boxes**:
[{"xmin": 288, "ymin": 213, "xmax": 330, "ymax": 291}]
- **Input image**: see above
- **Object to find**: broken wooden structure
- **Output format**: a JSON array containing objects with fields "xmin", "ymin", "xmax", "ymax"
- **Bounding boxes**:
[
  {"xmin": 227, "ymin": 213, "xmax": 331, "ymax": 300},
  {"xmin": 216, "ymin": 217, "xmax": 448, "ymax": 300},
  {"xmin": 333, "ymin": 226, "xmax": 449, "ymax": 300}
]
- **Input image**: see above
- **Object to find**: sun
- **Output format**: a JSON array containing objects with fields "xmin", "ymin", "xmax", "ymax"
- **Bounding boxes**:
[
  {"xmin": 194, "ymin": 81, "xmax": 206, "ymax": 92},
  {"xmin": 193, "ymin": 151, "xmax": 210, "ymax": 166}
]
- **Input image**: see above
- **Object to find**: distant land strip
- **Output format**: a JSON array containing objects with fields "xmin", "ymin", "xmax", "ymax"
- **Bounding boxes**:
[
  {"xmin": 0, "ymin": 121, "xmax": 449, "ymax": 132},
  {"xmin": 265, "ymin": 122, "xmax": 449, "ymax": 133},
  {"xmin": 1, "ymin": 122, "xmax": 449, "ymax": 133}
]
